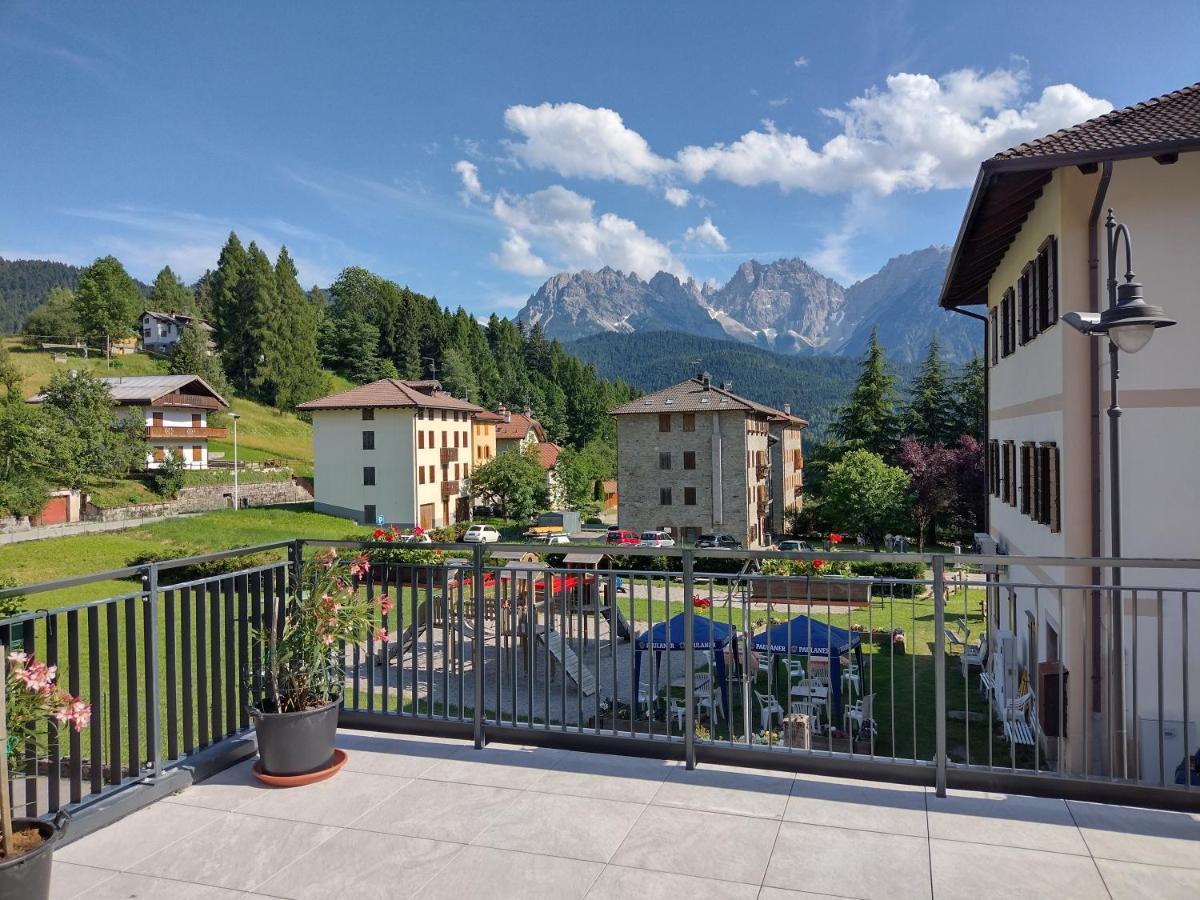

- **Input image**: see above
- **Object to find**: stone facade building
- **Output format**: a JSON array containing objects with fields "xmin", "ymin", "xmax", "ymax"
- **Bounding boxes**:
[{"xmin": 611, "ymin": 375, "xmax": 806, "ymax": 547}]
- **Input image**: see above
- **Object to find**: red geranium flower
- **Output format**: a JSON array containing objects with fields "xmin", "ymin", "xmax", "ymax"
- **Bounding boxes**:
[
  {"xmin": 373, "ymin": 529, "xmax": 384, "ymax": 538},
  {"xmin": 413, "ymin": 526, "xmax": 425, "ymax": 536},
  {"xmin": 813, "ymin": 559, "xmax": 825, "ymax": 570},
  {"xmin": 829, "ymin": 533, "xmax": 843, "ymax": 544}
]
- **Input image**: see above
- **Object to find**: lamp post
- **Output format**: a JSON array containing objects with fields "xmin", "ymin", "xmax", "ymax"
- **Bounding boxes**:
[
  {"xmin": 230, "ymin": 412, "xmax": 241, "ymax": 509},
  {"xmin": 1063, "ymin": 208, "xmax": 1175, "ymax": 777}
]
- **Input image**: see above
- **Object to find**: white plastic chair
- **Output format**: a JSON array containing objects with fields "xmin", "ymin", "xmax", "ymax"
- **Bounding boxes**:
[
  {"xmin": 844, "ymin": 693, "xmax": 876, "ymax": 738},
  {"xmin": 753, "ymin": 689, "xmax": 785, "ymax": 731}
]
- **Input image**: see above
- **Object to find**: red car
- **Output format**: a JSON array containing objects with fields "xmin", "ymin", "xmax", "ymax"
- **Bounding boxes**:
[{"xmin": 606, "ymin": 529, "xmax": 640, "ymax": 546}]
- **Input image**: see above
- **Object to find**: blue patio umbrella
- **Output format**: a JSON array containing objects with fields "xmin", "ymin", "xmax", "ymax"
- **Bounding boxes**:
[
  {"xmin": 750, "ymin": 615, "xmax": 863, "ymax": 720},
  {"xmin": 634, "ymin": 613, "xmax": 734, "ymax": 722}
]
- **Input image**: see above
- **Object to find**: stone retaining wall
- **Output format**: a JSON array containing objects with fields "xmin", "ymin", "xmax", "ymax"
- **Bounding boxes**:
[{"xmin": 83, "ymin": 479, "xmax": 312, "ymax": 523}]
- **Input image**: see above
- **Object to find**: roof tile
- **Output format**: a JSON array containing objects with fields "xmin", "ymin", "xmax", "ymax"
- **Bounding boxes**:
[{"xmin": 297, "ymin": 379, "xmax": 482, "ymax": 413}]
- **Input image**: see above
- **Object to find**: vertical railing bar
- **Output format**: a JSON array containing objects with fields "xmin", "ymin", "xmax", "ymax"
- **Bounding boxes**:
[
  {"xmin": 87, "ymin": 605, "xmax": 102, "ymax": 796},
  {"xmin": 105, "ymin": 601, "xmax": 121, "ymax": 784},
  {"xmin": 237, "ymin": 573, "xmax": 249, "ymax": 731},
  {"xmin": 1058, "ymin": 587, "xmax": 1065, "ymax": 774},
  {"xmin": 425, "ymin": 566, "xmax": 435, "ymax": 719},
  {"xmin": 1157, "ymin": 589, "xmax": 1164, "ymax": 787},
  {"xmin": 1132, "ymin": 589, "xmax": 1139, "ymax": 783},
  {"xmin": 1034, "ymin": 585, "xmax": 1041, "ymax": 775},
  {"xmin": 365, "ymin": 570, "xmax": 375, "ymax": 713},
  {"xmin": 223, "ymin": 576, "xmax": 236, "ymax": 739},
  {"xmin": 933, "ymin": 555, "xmax": 947, "ymax": 798},
  {"xmin": 196, "ymin": 582, "xmax": 209, "ymax": 750},
  {"xmin": 683, "ymin": 549, "xmax": 696, "ymax": 768},
  {"xmin": 381, "ymin": 565, "xmax": 392, "ymax": 717},
  {"xmin": 181, "ymin": 586, "xmax": 195, "ymax": 755},
  {"xmin": 23, "ymin": 617, "xmax": 39, "ymax": 815},
  {"xmin": 124, "ymin": 595, "xmax": 140, "ymax": 779},
  {"xmin": 1182, "ymin": 591, "xmax": 1191, "ymax": 792},
  {"xmin": 208, "ymin": 580, "xmax": 222, "ymax": 744},
  {"xmin": 143, "ymin": 564, "xmax": 163, "ymax": 778},
  {"xmin": 67, "ymin": 608, "xmax": 82, "ymax": 804},
  {"xmin": 442, "ymin": 567, "xmax": 450, "ymax": 721},
  {"xmin": 46, "ymin": 613, "xmax": 61, "ymax": 813},
  {"xmin": 164, "ymin": 588, "xmax": 179, "ymax": 762},
  {"xmin": 472, "ymin": 545, "xmax": 485, "ymax": 747},
  {"xmin": 889, "ymin": 579, "xmax": 896, "ymax": 761}
]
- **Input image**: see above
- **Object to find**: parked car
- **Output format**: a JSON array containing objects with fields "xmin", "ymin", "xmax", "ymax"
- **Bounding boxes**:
[
  {"xmin": 462, "ymin": 524, "xmax": 500, "ymax": 544},
  {"xmin": 639, "ymin": 530, "xmax": 676, "ymax": 548},
  {"xmin": 530, "ymin": 532, "xmax": 570, "ymax": 546},
  {"xmin": 472, "ymin": 504, "xmax": 498, "ymax": 517},
  {"xmin": 606, "ymin": 529, "xmax": 640, "ymax": 546},
  {"xmin": 696, "ymin": 533, "xmax": 741, "ymax": 550},
  {"xmin": 776, "ymin": 539, "xmax": 814, "ymax": 552}
]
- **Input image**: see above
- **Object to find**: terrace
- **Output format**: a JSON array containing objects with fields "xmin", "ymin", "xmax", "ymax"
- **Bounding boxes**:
[{"xmin": 2, "ymin": 540, "xmax": 1198, "ymax": 898}]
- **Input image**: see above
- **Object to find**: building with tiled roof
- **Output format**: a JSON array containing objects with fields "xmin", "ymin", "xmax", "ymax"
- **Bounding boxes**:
[
  {"xmin": 140, "ymin": 310, "xmax": 214, "ymax": 354},
  {"xmin": 610, "ymin": 374, "xmax": 806, "ymax": 547},
  {"xmin": 938, "ymin": 82, "xmax": 1200, "ymax": 779},
  {"xmin": 493, "ymin": 404, "xmax": 546, "ymax": 454},
  {"xmin": 299, "ymin": 379, "xmax": 484, "ymax": 528},
  {"xmin": 29, "ymin": 374, "xmax": 228, "ymax": 470}
]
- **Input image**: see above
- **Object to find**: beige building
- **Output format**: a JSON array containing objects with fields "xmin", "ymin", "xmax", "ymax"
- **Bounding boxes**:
[
  {"xmin": 768, "ymin": 406, "xmax": 806, "ymax": 535},
  {"xmin": 611, "ymin": 375, "xmax": 805, "ymax": 547},
  {"xmin": 940, "ymin": 83, "xmax": 1200, "ymax": 777},
  {"xmin": 299, "ymin": 379, "xmax": 482, "ymax": 528},
  {"xmin": 494, "ymin": 405, "xmax": 545, "ymax": 455},
  {"xmin": 472, "ymin": 409, "xmax": 503, "ymax": 467}
]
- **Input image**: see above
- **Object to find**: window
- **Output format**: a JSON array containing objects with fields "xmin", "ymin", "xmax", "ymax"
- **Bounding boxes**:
[
  {"xmin": 1040, "ymin": 442, "xmax": 1061, "ymax": 532},
  {"xmin": 1020, "ymin": 442, "xmax": 1034, "ymax": 514},
  {"xmin": 1018, "ymin": 266, "xmax": 1034, "ymax": 346},
  {"xmin": 682, "ymin": 413, "xmax": 695, "ymax": 432},
  {"xmin": 989, "ymin": 306, "xmax": 999, "ymax": 366},
  {"xmin": 418, "ymin": 430, "xmax": 425, "ymax": 449},
  {"xmin": 363, "ymin": 504, "xmax": 376, "ymax": 525},
  {"xmin": 658, "ymin": 413, "xmax": 671, "ymax": 432},
  {"xmin": 152, "ymin": 446, "xmax": 165, "ymax": 462},
  {"xmin": 362, "ymin": 408, "xmax": 375, "ymax": 421},
  {"xmin": 683, "ymin": 450, "xmax": 696, "ymax": 470},
  {"xmin": 191, "ymin": 445, "xmax": 202, "ymax": 462},
  {"xmin": 1001, "ymin": 440, "xmax": 1015, "ymax": 505},
  {"xmin": 1000, "ymin": 288, "xmax": 1016, "ymax": 357},
  {"xmin": 442, "ymin": 431, "xmax": 448, "ymax": 447},
  {"xmin": 683, "ymin": 526, "xmax": 700, "ymax": 543},
  {"xmin": 417, "ymin": 409, "xmax": 424, "ymax": 420},
  {"xmin": 428, "ymin": 465, "xmax": 435, "ymax": 482},
  {"xmin": 428, "ymin": 430, "xmax": 434, "ymax": 447},
  {"xmin": 440, "ymin": 410, "xmax": 447, "ymax": 421},
  {"xmin": 988, "ymin": 440, "xmax": 1000, "ymax": 496},
  {"xmin": 659, "ymin": 451, "xmax": 671, "ymax": 470},
  {"xmin": 684, "ymin": 487, "xmax": 696, "ymax": 505},
  {"xmin": 362, "ymin": 430, "xmax": 375, "ymax": 450},
  {"xmin": 191, "ymin": 413, "xmax": 202, "ymax": 427},
  {"xmin": 659, "ymin": 487, "xmax": 672, "ymax": 505},
  {"xmin": 454, "ymin": 463, "xmax": 460, "ymax": 479},
  {"xmin": 363, "ymin": 466, "xmax": 376, "ymax": 486},
  {"xmin": 454, "ymin": 431, "xmax": 460, "ymax": 448},
  {"xmin": 1037, "ymin": 236, "xmax": 1058, "ymax": 329},
  {"xmin": 419, "ymin": 467, "xmax": 426, "ymax": 484}
]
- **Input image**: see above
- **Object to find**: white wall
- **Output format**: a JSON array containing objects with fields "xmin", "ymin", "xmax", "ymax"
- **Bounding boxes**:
[{"xmin": 311, "ymin": 408, "xmax": 416, "ymax": 525}]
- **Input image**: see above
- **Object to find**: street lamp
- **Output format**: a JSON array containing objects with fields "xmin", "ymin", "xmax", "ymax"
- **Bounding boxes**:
[
  {"xmin": 1062, "ymin": 208, "xmax": 1175, "ymax": 777},
  {"xmin": 230, "ymin": 412, "xmax": 241, "ymax": 509}
]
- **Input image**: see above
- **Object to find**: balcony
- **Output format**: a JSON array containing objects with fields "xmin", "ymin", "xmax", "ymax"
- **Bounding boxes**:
[
  {"xmin": 156, "ymin": 392, "xmax": 223, "ymax": 410},
  {"xmin": 3, "ymin": 543, "xmax": 1198, "ymax": 899},
  {"xmin": 755, "ymin": 463, "xmax": 769, "ymax": 481},
  {"xmin": 440, "ymin": 446, "xmax": 459, "ymax": 464},
  {"xmin": 441, "ymin": 479, "xmax": 460, "ymax": 498},
  {"xmin": 147, "ymin": 425, "xmax": 228, "ymax": 439}
]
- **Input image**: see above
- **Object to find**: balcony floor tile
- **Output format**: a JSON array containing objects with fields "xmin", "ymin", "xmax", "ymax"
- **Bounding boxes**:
[
  {"xmin": 926, "ymin": 789, "xmax": 1089, "ymax": 855},
  {"xmin": 765, "ymin": 821, "xmax": 931, "ymax": 900}
]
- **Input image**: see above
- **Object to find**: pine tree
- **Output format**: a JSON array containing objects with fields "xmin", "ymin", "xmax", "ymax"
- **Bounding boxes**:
[
  {"xmin": 149, "ymin": 265, "xmax": 196, "ymax": 315},
  {"xmin": 831, "ymin": 327, "xmax": 901, "ymax": 459},
  {"xmin": 269, "ymin": 247, "xmax": 326, "ymax": 407},
  {"xmin": 905, "ymin": 334, "xmax": 955, "ymax": 446},
  {"xmin": 951, "ymin": 353, "xmax": 985, "ymax": 442},
  {"xmin": 211, "ymin": 233, "xmax": 252, "ymax": 392},
  {"xmin": 169, "ymin": 323, "xmax": 231, "ymax": 397},
  {"xmin": 243, "ymin": 242, "xmax": 282, "ymax": 404},
  {"xmin": 73, "ymin": 255, "xmax": 141, "ymax": 358}
]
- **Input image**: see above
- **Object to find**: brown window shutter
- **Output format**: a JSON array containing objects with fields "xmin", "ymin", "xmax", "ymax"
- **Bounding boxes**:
[
  {"xmin": 1045, "ymin": 236, "xmax": 1059, "ymax": 325},
  {"xmin": 1048, "ymin": 444, "xmax": 1061, "ymax": 532},
  {"xmin": 1019, "ymin": 443, "xmax": 1031, "ymax": 514}
]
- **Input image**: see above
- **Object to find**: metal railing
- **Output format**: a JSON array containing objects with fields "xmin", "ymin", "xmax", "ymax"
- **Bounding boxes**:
[{"xmin": 4, "ymin": 539, "xmax": 1199, "ymax": 820}]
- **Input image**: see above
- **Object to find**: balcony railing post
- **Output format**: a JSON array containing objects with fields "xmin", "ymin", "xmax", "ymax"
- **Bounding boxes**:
[
  {"xmin": 472, "ymin": 541, "xmax": 486, "ymax": 749},
  {"xmin": 142, "ymin": 563, "xmax": 164, "ymax": 779},
  {"xmin": 288, "ymin": 540, "xmax": 304, "ymax": 592},
  {"xmin": 933, "ymin": 554, "xmax": 947, "ymax": 798},
  {"xmin": 683, "ymin": 548, "xmax": 696, "ymax": 769}
]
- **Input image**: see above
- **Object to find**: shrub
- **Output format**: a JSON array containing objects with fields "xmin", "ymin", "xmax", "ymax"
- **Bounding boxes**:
[
  {"xmin": 125, "ymin": 545, "xmax": 277, "ymax": 583},
  {"xmin": 151, "ymin": 452, "xmax": 187, "ymax": 498},
  {"xmin": 847, "ymin": 561, "xmax": 927, "ymax": 598},
  {"xmin": 0, "ymin": 575, "xmax": 25, "ymax": 618}
]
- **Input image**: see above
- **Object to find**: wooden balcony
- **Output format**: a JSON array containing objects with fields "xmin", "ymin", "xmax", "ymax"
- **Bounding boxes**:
[
  {"xmin": 441, "ymin": 480, "xmax": 460, "ymax": 498},
  {"xmin": 440, "ymin": 446, "xmax": 459, "ymax": 464},
  {"xmin": 157, "ymin": 392, "xmax": 223, "ymax": 410},
  {"xmin": 755, "ymin": 463, "xmax": 769, "ymax": 481},
  {"xmin": 147, "ymin": 426, "xmax": 227, "ymax": 439}
]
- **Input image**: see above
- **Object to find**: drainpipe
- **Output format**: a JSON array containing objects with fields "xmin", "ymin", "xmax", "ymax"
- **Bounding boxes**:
[
  {"xmin": 946, "ymin": 305, "xmax": 990, "ymax": 536},
  {"xmin": 1087, "ymin": 160, "xmax": 1113, "ymax": 776}
]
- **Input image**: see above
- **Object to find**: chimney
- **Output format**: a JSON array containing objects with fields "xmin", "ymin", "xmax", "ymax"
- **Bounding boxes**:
[
  {"xmin": 700, "ymin": 372, "xmax": 711, "ymax": 390},
  {"xmin": 783, "ymin": 403, "xmax": 791, "ymax": 415},
  {"xmin": 523, "ymin": 404, "xmax": 532, "ymax": 417}
]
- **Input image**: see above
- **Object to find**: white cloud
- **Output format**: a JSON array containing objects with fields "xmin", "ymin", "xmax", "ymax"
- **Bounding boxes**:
[
  {"xmin": 683, "ymin": 217, "xmax": 729, "ymax": 252},
  {"xmin": 793, "ymin": 56, "xmax": 809, "ymax": 68},
  {"xmin": 453, "ymin": 160, "xmax": 490, "ymax": 205},
  {"xmin": 767, "ymin": 97, "xmax": 790, "ymax": 108},
  {"xmin": 492, "ymin": 185, "xmax": 686, "ymax": 280},
  {"xmin": 502, "ymin": 102, "xmax": 672, "ymax": 186},
  {"xmin": 677, "ymin": 67, "xmax": 1111, "ymax": 194},
  {"xmin": 806, "ymin": 192, "xmax": 877, "ymax": 284},
  {"xmin": 663, "ymin": 186, "xmax": 691, "ymax": 207},
  {"xmin": 491, "ymin": 230, "xmax": 551, "ymax": 277}
]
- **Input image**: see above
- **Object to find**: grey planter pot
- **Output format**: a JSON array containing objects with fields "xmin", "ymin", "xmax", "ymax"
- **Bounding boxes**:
[{"xmin": 250, "ymin": 698, "xmax": 340, "ymax": 776}]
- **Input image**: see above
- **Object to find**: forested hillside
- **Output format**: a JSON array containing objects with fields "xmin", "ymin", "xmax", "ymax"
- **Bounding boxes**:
[
  {"xmin": 566, "ymin": 331, "xmax": 919, "ymax": 434},
  {"xmin": 0, "ymin": 258, "xmax": 152, "ymax": 334}
]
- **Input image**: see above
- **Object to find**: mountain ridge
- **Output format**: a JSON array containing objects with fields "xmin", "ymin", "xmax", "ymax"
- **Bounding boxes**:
[{"xmin": 519, "ymin": 245, "xmax": 977, "ymax": 363}]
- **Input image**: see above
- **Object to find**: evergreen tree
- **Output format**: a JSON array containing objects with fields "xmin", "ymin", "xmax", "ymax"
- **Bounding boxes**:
[
  {"xmin": 211, "ymin": 233, "xmax": 253, "ymax": 391},
  {"xmin": 905, "ymin": 335, "xmax": 955, "ymax": 446},
  {"xmin": 73, "ymin": 255, "xmax": 141, "ymax": 358},
  {"xmin": 831, "ymin": 327, "xmax": 901, "ymax": 459},
  {"xmin": 951, "ymin": 354, "xmax": 985, "ymax": 442},
  {"xmin": 193, "ymin": 270, "xmax": 216, "ymax": 319},
  {"xmin": 169, "ymin": 323, "xmax": 231, "ymax": 396},
  {"xmin": 149, "ymin": 265, "xmax": 195, "ymax": 314},
  {"xmin": 242, "ymin": 242, "xmax": 282, "ymax": 403},
  {"xmin": 268, "ymin": 247, "xmax": 326, "ymax": 407},
  {"xmin": 440, "ymin": 346, "xmax": 479, "ymax": 401}
]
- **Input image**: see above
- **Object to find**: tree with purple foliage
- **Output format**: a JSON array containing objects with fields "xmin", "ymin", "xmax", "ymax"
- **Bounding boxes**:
[
  {"xmin": 898, "ymin": 435, "xmax": 986, "ymax": 550},
  {"xmin": 950, "ymin": 434, "xmax": 985, "ymax": 536}
]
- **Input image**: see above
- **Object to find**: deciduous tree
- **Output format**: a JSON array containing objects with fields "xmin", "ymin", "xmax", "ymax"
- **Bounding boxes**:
[
  {"xmin": 467, "ymin": 448, "xmax": 548, "ymax": 521},
  {"xmin": 73, "ymin": 256, "xmax": 141, "ymax": 358},
  {"xmin": 820, "ymin": 449, "xmax": 909, "ymax": 550}
]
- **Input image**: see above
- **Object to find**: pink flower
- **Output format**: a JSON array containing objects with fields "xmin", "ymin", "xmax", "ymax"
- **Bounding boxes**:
[
  {"xmin": 318, "ymin": 549, "xmax": 338, "ymax": 569},
  {"xmin": 375, "ymin": 627, "xmax": 389, "ymax": 643},
  {"xmin": 321, "ymin": 634, "xmax": 335, "ymax": 645},
  {"xmin": 7, "ymin": 651, "xmax": 27, "ymax": 667},
  {"xmin": 378, "ymin": 594, "xmax": 394, "ymax": 616},
  {"xmin": 349, "ymin": 553, "xmax": 371, "ymax": 579}
]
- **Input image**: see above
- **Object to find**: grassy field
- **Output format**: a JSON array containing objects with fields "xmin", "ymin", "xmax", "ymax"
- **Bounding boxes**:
[{"xmin": 1, "ymin": 506, "xmax": 368, "ymax": 610}]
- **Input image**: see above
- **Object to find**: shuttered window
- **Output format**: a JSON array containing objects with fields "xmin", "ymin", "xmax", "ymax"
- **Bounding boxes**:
[
  {"xmin": 989, "ymin": 306, "xmax": 999, "ymax": 366},
  {"xmin": 988, "ymin": 440, "xmax": 1000, "ymax": 496},
  {"xmin": 1001, "ymin": 440, "xmax": 1015, "ymax": 505},
  {"xmin": 1000, "ymin": 289, "xmax": 1016, "ymax": 357},
  {"xmin": 1045, "ymin": 442, "xmax": 1061, "ymax": 532},
  {"xmin": 1018, "ymin": 267, "xmax": 1034, "ymax": 346},
  {"xmin": 1038, "ymin": 236, "xmax": 1058, "ymax": 329},
  {"xmin": 1019, "ymin": 442, "xmax": 1034, "ymax": 514}
]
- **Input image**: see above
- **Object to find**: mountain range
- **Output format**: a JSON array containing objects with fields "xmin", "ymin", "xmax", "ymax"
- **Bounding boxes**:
[{"xmin": 518, "ymin": 246, "xmax": 979, "ymax": 363}]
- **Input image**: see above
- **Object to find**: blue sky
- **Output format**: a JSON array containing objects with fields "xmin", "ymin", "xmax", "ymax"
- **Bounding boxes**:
[{"xmin": 2, "ymin": 1, "xmax": 1198, "ymax": 316}]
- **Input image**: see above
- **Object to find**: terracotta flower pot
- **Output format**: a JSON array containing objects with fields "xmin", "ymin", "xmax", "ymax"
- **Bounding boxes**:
[
  {"xmin": 250, "ymin": 698, "xmax": 340, "ymax": 777},
  {"xmin": 0, "ymin": 811, "xmax": 68, "ymax": 900}
]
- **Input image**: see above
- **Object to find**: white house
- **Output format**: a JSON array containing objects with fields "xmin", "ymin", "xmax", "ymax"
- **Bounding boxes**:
[
  {"xmin": 140, "ymin": 310, "xmax": 214, "ymax": 354},
  {"xmin": 940, "ymin": 83, "xmax": 1200, "ymax": 778},
  {"xmin": 29, "ymin": 374, "xmax": 229, "ymax": 470},
  {"xmin": 298, "ymin": 378, "xmax": 483, "ymax": 529}
]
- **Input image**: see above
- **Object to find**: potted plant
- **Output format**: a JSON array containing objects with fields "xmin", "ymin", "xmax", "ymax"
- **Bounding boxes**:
[
  {"xmin": 0, "ymin": 649, "xmax": 90, "ymax": 900},
  {"xmin": 250, "ymin": 549, "xmax": 384, "ymax": 780}
]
